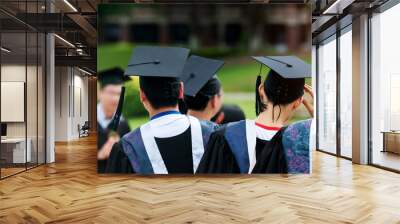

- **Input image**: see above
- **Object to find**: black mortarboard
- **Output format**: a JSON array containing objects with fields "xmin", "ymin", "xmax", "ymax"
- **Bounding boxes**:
[
  {"xmin": 98, "ymin": 67, "xmax": 129, "ymax": 88},
  {"xmin": 124, "ymin": 45, "xmax": 190, "ymax": 78},
  {"xmin": 252, "ymin": 56, "xmax": 310, "ymax": 116},
  {"xmin": 181, "ymin": 55, "xmax": 224, "ymax": 97},
  {"xmin": 98, "ymin": 67, "xmax": 128, "ymax": 133},
  {"xmin": 252, "ymin": 56, "xmax": 311, "ymax": 78}
]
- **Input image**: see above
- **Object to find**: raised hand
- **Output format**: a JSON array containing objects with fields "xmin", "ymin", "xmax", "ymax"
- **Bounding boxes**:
[
  {"xmin": 303, "ymin": 84, "xmax": 314, "ymax": 118},
  {"xmin": 97, "ymin": 135, "xmax": 120, "ymax": 160}
]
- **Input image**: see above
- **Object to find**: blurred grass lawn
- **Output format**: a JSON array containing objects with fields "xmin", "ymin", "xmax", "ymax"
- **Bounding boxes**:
[
  {"xmin": 128, "ymin": 116, "xmax": 148, "ymax": 130},
  {"xmin": 224, "ymin": 94, "xmax": 256, "ymax": 119},
  {"xmin": 99, "ymin": 43, "xmax": 311, "ymax": 129},
  {"xmin": 219, "ymin": 63, "xmax": 311, "ymax": 92},
  {"xmin": 97, "ymin": 42, "xmax": 134, "ymax": 72},
  {"xmin": 127, "ymin": 93, "xmax": 308, "ymax": 129},
  {"xmin": 218, "ymin": 62, "xmax": 264, "ymax": 92},
  {"xmin": 98, "ymin": 43, "xmax": 311, "ymax": 93},
  {"xmin": 98, "ymin": 43, "xmax": 260, "ymax": 92}
]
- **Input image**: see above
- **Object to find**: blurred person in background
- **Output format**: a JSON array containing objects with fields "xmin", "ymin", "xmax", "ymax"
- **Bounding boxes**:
[
  {"xmin": 211, "ymin": 104, "xmax": 246, "ymax": 124},
  {"xmin": 181, "ymin": 55, "xmax": 224, "ymax": 129},
  {"xmin": 97, "ymin": 67, "xmax": 131, "ymax": 173}
]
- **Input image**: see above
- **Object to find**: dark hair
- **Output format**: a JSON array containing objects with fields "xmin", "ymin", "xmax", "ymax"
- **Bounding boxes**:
[
  {"xmin": 211, "ymin": 104, "xmax": 245, "ymax": 124},
  {"xmin": 184, "ymin": 77, "xmax": 221, "ymax": 111},
  {"xmin": 98, "ymin": 67, "xmax": 127, "ymax": 89},
  {"xmin": 139, "ymin": 76, "xmax": 181, "ymax": 109},
  {"xmin": 255, "ymin": 70, "xmax": 305, "ymax": 120}
]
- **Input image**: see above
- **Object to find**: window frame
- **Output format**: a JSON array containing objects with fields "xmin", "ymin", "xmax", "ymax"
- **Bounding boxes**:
[
  {"xmin": 367, "ymin": 0, "xmax": 400, "ymax": 173},
  {"xmin": 314, "ymin": 18, "xmax": 353, "ymax": 160}
]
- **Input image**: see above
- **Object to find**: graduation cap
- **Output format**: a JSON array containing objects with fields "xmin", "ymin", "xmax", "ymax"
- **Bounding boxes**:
[
  {"xmin": 181, "ymin": 55, "xmax": 224, "ymax": 97},
  {"xmin": 252, "ymin": 56, "xmax": 311, "ymax": 116},
  {"xmin": 124, "ymin": 45, "xmax": 190, "ymax": 78},
  {"xmin": 251, "ymin": 56, "xmax": 311, "ymax": 79},
  {"xmin": 97, "ymin": 67, "xmax": 128, "ymax": 133},
  {"xmin": 98, "ymin": 67, "xmax": 130, "ymax": 88}
]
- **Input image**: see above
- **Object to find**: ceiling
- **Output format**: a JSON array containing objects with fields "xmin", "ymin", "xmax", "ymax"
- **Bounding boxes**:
[{"xmin": 311, "ymin": 0, "xmax": 389, "ymax": 43}]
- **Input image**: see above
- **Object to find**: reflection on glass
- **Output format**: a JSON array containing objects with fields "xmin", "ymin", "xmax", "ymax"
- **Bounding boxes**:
[
  {"xmin": 1, "ymin": 31, "xmax": 27, "ymax": 177},
  {"xmin": 340, "ymin": 29, "xmax": 352, "ymax": 158},
  {"xmin": 38, "ymin": 33, "xmax": 46, "ymax": 165},
  {"xmin": 0, "ymin": 1, "xmax": 47, "ymax": 179},
  {"xmin": 27, "ymin": 31, "xmax": 38, "ymax": 169},
  {"xmin": 318, "ymin": 36, "xmax": 337, "ymax": 154},
  {"xmin": 390, "ymin": 76, "xmax": 400, "ymax": 130},
  {"xmin": 371, "ymin": 3, "xmax": 400, "ymax": 171}
]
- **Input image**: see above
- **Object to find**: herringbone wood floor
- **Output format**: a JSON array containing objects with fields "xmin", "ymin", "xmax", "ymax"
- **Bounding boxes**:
[{"xmin": 1, "ymin": 135, "xmax": 400, "ymax": 224}]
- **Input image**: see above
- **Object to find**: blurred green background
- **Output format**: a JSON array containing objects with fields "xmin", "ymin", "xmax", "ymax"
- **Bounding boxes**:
[
  {"xmin": 98, "ymin": 42, "xmax": 311, "ymax": 130},
  {"xmin": 98, "ymin": 4, "xmax": 311, "ymax": 129}
]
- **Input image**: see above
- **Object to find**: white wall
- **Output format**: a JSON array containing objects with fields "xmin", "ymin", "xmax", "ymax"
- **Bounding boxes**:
[
  {"xmin": 54, "ymin": 67, "xmax": 89, "ymax": 141},
  {"xmin": 1, "ymin": 65, "xmax": 39, "ymax": 138},
  {"xmin": 54, "ymin": 66, "xmax": 69, "ymax": 141}
]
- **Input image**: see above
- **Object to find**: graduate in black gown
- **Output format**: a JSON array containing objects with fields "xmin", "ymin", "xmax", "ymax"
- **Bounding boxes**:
[
  {"xmin": 211, "ymin": 104, "xmax": 246, "ymax": 124},
  {"xmin": 180, "ymin": 55, "xmax": 224, "ymax": 129},
  {"xmin": 97, "ymin": 67, "xmax": 131, "ymax": 173},
  {"xmin": 197, "ymin": 56, "xmax": 314, "ymax": 174},
  {"xmin": 104, "ymin": 46, "xmax": 217, "ymax": 174}
]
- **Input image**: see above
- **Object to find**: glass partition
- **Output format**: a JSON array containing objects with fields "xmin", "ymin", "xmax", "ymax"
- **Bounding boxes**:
[
  {"xmin": 1, "ymin": 31, "xmax": 28, "ymax": 177},
  {"xmin": 27, "ymin": 30, "xmax": 38, "ymax": 169},
  {"xmin": 339, "ymin": 27, "xmax": 352, "ymax": 158},
  {"xmin": 370, "ymin": 3, "xmax": 400, "ymax": 171},
  {"xmin": 317, "ymin": 35, "xmax": 337, "ymax": 155},
  {"xmin": 38, "ymin": 32, "xmax": 45, "ymax": 165},
  {"xmin": 0, "ymin": 1, "xmax": 46, "ymax": 179}
]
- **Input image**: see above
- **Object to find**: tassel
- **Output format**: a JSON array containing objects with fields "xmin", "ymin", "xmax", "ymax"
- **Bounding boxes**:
[
  {"xmin": 255, "ymin": 75, "xmax": 262, "ymax": 116},
  {"xmin": 276, "ymin": 105, "xmax": 282, "ymax": 121}
]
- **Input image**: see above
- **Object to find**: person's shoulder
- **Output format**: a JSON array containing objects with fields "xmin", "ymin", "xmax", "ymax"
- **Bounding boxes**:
[
  {"xmin": 210, "ymin": 119, "xmax": 246, "ymax": 138},
  {"xmin": 282, "ymin": 119, "xmax": 312, "ymax": 157},
  {"xmin": 199, "ymin": 119, "xmax": 221, "ymax": 132},
  {"xmin": 285, "ymin": 119, "xmax": 312, "ymax": 133},
  {"xmin": 224, "ymin": 119, "xmax": 246, "ymax": 129},
  {"xmin": 223, "ymin": 119, "xmax": 247, "ymax": 134},
  {"xmin": 283, "ymin": 119, "xmax": 312, "ymax": 140},
  {"xmin": 117, "ymin": 126, "xmax": 143, "ymax": 158},
  {"xmin": 121, "ymin": 126, "xmax": 142, "ymax": 143},
  {"xmin": 281, "ymin": 119, "xmax": 313, "ymax": 174}
]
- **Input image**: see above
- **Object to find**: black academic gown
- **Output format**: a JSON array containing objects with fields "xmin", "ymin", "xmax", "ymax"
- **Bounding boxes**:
[
  {"xmin": 105, "ymin": 127, "xmax": 193, "ymax": 173},
  {"xmin": 97, "ymin": 119, "xmax": 130, "ymax": 173},
  {"xmin": 196, "ymin": 125, "xmax": 288, "ymax": 174},
  {"xmin": 105, "ymin": 112, "xmax": 217, "ymax": 174},
  {"xmin": 252, "ymin": 129, "xmax": 288, "ymax": 173}
]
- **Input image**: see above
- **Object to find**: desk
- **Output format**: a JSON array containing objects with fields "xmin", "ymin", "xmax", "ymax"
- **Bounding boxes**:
[
  {"xmin": 382, "ymin": 131, "xmax": 400, "ymax": 154},
  {"xmin": 1, "ymin": 138, "xmax": 31, "ymax": 163}
]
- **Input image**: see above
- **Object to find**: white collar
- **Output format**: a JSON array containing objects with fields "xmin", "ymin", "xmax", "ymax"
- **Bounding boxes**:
[
  {"xmin": 245, "ymin": 119, "xmax": 279, "ymax": 174},
  {"xmin": 146, "ymin": 114, "xmax": 190, "ymax": 138},
  {"xmin": 97, "ymin": 103, "xmax": 111, "ymax": 129},
  {"xmin": 255, "ymin": 125, "xmax": 279, "ymax": 141},
  {"xmin": 97, "ymin": 103, "xmax": 124, "ymax": 130}
]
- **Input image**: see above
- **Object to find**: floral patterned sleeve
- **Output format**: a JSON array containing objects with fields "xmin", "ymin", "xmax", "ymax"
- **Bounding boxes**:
[{"xmin": 282, "ymin": 119, "xmax": 312, "ymax": 174}]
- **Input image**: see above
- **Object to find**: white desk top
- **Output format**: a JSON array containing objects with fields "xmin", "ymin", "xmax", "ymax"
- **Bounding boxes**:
[{"xmin": 1, "ymin": 138, "xmax": 27, "ymax": 143}]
